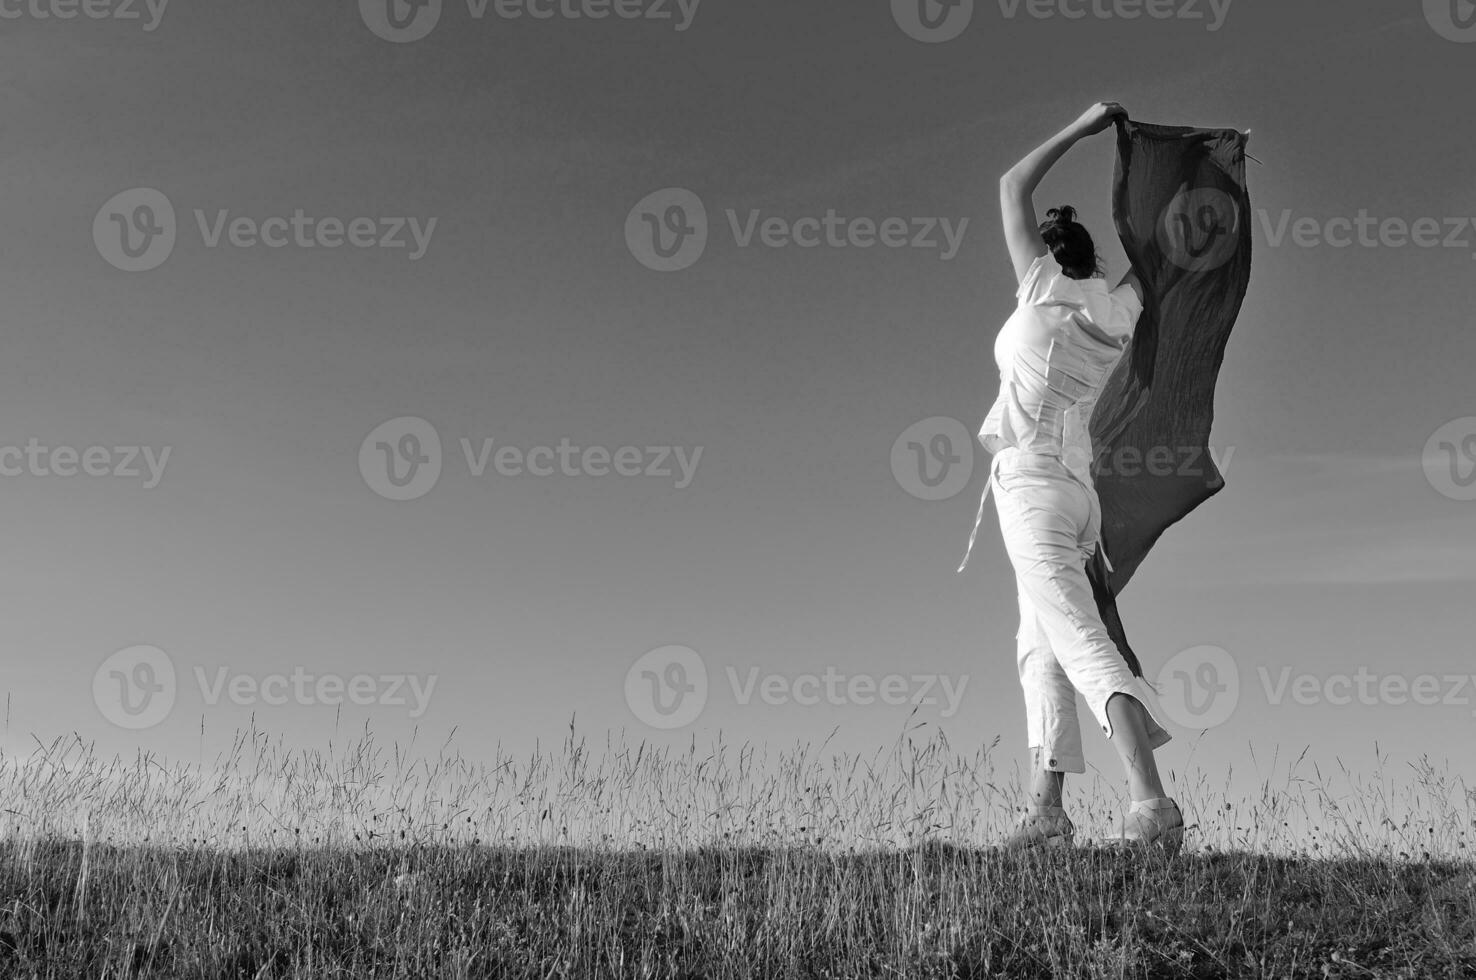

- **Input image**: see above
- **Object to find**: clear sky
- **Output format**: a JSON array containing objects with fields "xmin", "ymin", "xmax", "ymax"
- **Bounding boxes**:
[{"xmin": 2, "ymin": 1, "xmax": 1473, "ymax": 817}]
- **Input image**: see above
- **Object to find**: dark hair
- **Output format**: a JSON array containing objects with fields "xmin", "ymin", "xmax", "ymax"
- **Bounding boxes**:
[{"xmin": 1039, "ymin": 205, "xmax": 1102, "ymax": 280}]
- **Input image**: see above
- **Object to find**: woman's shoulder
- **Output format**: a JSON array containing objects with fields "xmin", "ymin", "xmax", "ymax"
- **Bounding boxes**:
[
  {"xmin": 1018, "ymin": 254, "xmax": 1106, "ymax": 305},
  {"xmin": 1015, "ymin": 254, "xmax": 1059, "ymax": 303}
]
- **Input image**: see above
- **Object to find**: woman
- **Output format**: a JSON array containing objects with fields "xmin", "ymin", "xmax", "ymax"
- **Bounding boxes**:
[{"xmin": 964, "ymin": 102, "xmax": 1183, "ymax": 854}]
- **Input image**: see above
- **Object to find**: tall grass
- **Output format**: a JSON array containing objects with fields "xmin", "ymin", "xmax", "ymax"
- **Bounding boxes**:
[
  {"xmin": 2, "ymin": 721, "xmax": 1470, "ymax": 858},
  {"xmin": 0, "ymin": 723, "xmax": 1470, "ymax": 977}
]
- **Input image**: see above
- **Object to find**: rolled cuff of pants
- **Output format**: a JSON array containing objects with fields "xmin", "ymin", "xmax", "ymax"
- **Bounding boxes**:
[
  {"xmin": 1018, "ymin": 646, "xmax": 1087, "ymax": 773},
  {"xmin": 1029, "ymin": 677, "xmax": 1171, "ymax": 775},
  {"xmin": 1031, "ymin": 745, "xmax": 1086, "ymax": 775},
  {"xmin": 1093, "ymin": 680, "xmax": 1173, "ymax": 749}
]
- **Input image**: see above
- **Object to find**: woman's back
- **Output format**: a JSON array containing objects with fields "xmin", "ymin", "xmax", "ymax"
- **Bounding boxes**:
[{"xmin": 979, "ymin": 254, "xmax": 1143, "ymax": 487}]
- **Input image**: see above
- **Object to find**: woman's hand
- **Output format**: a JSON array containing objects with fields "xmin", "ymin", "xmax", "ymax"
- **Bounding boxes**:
[{"xmin": 1071, "ymin": 102, "xmax": 1128, "ymax": 137}]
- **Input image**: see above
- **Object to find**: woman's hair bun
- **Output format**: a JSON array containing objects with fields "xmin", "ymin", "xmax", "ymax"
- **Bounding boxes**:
[
  {"xmin": 1038, "ymin": 204, "xmax": 1100, "ymax": 280},
  {"xmin": 1044, "ymin": 205, "xmax": 1078, "ymax": 227}
]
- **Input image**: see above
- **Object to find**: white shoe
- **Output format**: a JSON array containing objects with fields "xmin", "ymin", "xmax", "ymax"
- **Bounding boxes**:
[
  {"xmin": 1000, "ymin": 804, "xmax": 1075, "ymax": 850},
  {"xmin": 1101, "ymin": 797, "xmax": 1184, "ymax": 856}
]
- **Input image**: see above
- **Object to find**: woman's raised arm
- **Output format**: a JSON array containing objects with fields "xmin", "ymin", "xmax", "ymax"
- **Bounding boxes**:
[{"xmin": 1000, "ymin": 102, "xmax": 1127, "ymax": 282}]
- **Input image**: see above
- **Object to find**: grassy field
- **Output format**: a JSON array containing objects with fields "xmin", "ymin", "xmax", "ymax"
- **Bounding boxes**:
[
  {"xmin": 0, "ymin": 726, "xmax": 1471, "ymax": 978},
  {"xmin": 1, "ymin": 840, "xmax": 1473, "ymax": 979}
]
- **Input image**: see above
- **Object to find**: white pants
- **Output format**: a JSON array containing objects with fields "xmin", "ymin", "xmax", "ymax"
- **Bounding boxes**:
[{"xmin": 990, "ymin": 447, "xmax": 1171, "ymax": 774}]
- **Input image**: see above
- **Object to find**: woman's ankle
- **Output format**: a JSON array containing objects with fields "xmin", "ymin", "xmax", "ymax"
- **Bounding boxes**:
[{"xmin": 1128, "ymin": 782, "xmax": 1166, "ymax": 804}]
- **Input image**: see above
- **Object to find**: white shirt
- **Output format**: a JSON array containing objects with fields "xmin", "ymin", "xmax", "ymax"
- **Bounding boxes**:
[
  {"xmin": 978, "ymin": 253, "xmax": 1143, "ymax": 491},
  {"xmin": 957, "ymin": 254, "xmax": 1142, "ymax": 573}
]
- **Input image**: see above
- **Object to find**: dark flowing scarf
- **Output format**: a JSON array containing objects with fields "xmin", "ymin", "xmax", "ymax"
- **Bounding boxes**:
[{"xmin": 1086, "ymin": 120, "xmax": 1253, "ymax": 678}]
